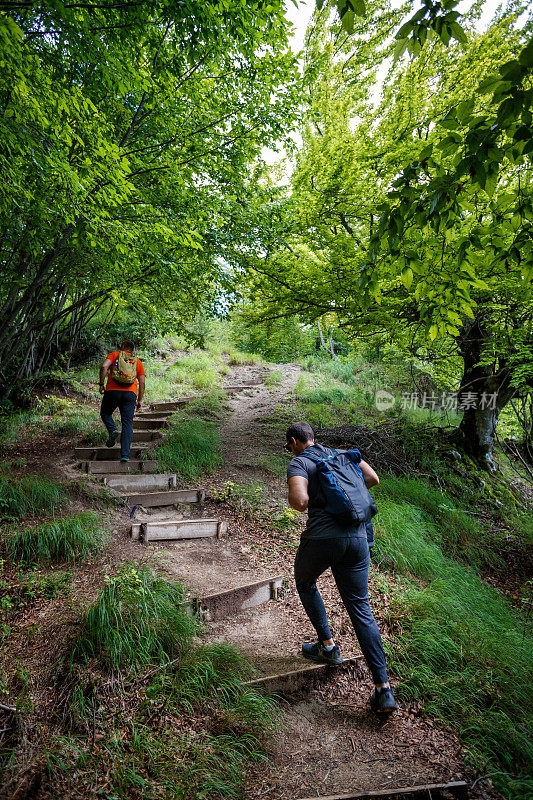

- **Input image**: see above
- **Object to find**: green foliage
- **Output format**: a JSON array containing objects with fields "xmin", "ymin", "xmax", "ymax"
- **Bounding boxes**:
[
  {"xmin": 233, "ymin": 314, "xmax": 316, "ymax": 361},
  {"xmin": 374, "ymin": 483, "xmax": 533, "ymax": 798},
  {"xmin": 155, "ymin": 416, "xmax": 222, "ymax": 479},
  {"xmin": 0, "ymin": 1, "xmax": 300, "ymax": 398},
  {"xmin": 0, "ymin": 474, "xmax": 66, "ymax": 520},
  {"xmin": 0, "ymin": 399, "xmax": 103, "ymax": 447},
  {"xmin": 5, "ymin": 512, "xmax": 107, "ymax": 564},
  {"xmin": 73, "ymin": 565, "xmax": 195, "ymax": 670}
]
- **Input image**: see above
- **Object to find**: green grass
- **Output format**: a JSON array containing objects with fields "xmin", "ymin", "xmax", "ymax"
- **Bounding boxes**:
[
  {"xmin": 72, "ymin": 565, "xmax": 196, "ymax": 669},
  {"xmin": 5, "ymin": 512, "xmax": 107, "ymax": 563},
  {"xmin": 56, "ymin": 644, "xmax": 277, "ymax": 800},
  {"xmin": 373, "ymin": 484, "xmax": 533, "ymax": 799},
  {"xmin": 155, "ymin": 416, "xmax": 222, "ymax": 479},
  {"xmin": 0, "ymin": 398, "xmax": 104, "ymax": 447},
  {"xmin": 0, "ymin": 474, "xmax": 66, "ymax": 519}
]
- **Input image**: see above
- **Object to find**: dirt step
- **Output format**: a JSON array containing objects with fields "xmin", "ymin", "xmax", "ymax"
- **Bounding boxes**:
[
  {"xmin": 297, "ymin": 781, "xmax": 469, "ymax": 800},
  {"xmin": 75, "ymin": 446, "xmax": 152, "ymax": 460},
  {"xmin": 133, "ymin": 418, "xmax": 169, "ymax": 430},
  {"xmin": 122, "ymin": 488, "xmax": 205, "ymax": 509},
  {"xmin": 150, "ymin": 397, "xmax": 195, "ymax": 412},
  {"xmin": 82, "ymin": 460, "xmax": 159, "ymax": 474},
  {"xmin": 131, "ymin": 518, "xmax": 227, "ymax": 542},
  {"xmin": 182, "ymin": 576, "xmax": 283, "ymax": 622},
  {"xmin": 132, "ymin": 430, "xmax": 164, "ymax": 442},
  {"xmin": 244, "ymin": 658, "xmax": 363, "ymax": 695},
  {"xmin": 104, "ymin": 473, "xmax": 177, "ymax": 492},
  {"xmin": 224, "ymin": 383, "xmax": 263, "ymax": 393}
]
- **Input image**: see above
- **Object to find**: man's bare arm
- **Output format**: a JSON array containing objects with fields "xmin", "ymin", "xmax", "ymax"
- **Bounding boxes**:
[
  {"xmin": 99, "ymin": 358, "xmax": 112, "ymax": 393},
  {"xmin": 359, "ymin": 460, "xmax": 379, "ymax": 488},
  {"xmin": 137, "ymin": 375, "xmax": 145, "ymax": 408},
  {"xmin": 288, "ymin": 475, "xmax": 309, "ymax": 512}
]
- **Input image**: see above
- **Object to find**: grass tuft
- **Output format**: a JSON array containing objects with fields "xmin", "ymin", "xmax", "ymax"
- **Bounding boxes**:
[
  {"xmin": 0, "ymin": 474, "xmax": 66, "ymax": 519},
  {"xmin": 5, "ymin": 512, "xmax": 106, "ymax": 563},
  {"xmin": 155, "ymin": 416, "xmax": 222, "ymax": 479},
  {"xmin": 72, "ymin": 565, "xmax": 196, "ymax": 669}
]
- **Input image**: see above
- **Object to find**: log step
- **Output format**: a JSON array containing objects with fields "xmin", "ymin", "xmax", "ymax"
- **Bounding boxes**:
[
  {"xmin": 150, "ymin": 397, "xmax": 195, "ymax": 412},
  {"xmin": 135, "ymin": 411, "xmax": 173, "ymax": 421},
  {"xmin": 224, "ymin": 384, "xmax": 262, "ymax": 393},
  {"xmin": 297, "ymin": 782, "xmax": 469, "ymax": 800},
  {"xmin": 131, "ymin": 517, "xmax": 227, "ymax": 542},
  {"xmin": 83, "ymin": 460, "xmax": 159, "ymax": 474},
  {"xmin": 132, "ymin": 430, "xmax": 164, "ymax": 442},
  {"xmin": 133, "ymin": 418, "xmax": 169, "ymax": 430},
  {"xmin": 75, "ymin": 446, "xmax": 151, "ymax": 461},
  {"xmin": 182, "ymin": 576, "xmax": 283, "ymax": 622},
  {"xmin": 124, "ymin": 488, "xmax": 205, "ymax": 509},
  {"xmin": 104, "ymin": 473, "xmax": 177, "ymax": 492},
  {"xmin": 243, "ymin": 657, "xmax": 362, "ymax": 695}
]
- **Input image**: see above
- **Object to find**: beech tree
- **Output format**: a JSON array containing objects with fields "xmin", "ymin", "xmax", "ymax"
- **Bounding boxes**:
[
  {"xmin": 239, "ymin": 0, "xmax": 532, "ymax": 469},
  {"xmin": 0, "ymin": 1, "xmax": 299, "ymax": 398}
]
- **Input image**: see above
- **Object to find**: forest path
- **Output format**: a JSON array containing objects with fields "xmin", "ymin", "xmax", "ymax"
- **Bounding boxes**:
[{"xmin": 147, "ymin": 362, "xmax": 468, "ymax": 799}]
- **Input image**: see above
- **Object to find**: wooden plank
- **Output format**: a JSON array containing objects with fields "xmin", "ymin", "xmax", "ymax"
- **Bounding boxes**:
[
  {"xmin": 297, "ymin": 782, "xmax": 469, "ymax": 800},
  {"xmin": 124, "ymin": 489, "xmax": 205, "ymax": 508},
  {"xmin": 142, "ymin": 518, "xmax": 227, "ymax": 542},
  {"xmin": 104, "ymin": 474, "xmax": 176, "ymax": 492},
  {"xmin": 132, "ymin": 418, "xmax": 169, "ymax": 430},
  {"xmin": 132, "ymin": 430, "xmax": 164, "ymax": 442},
  {"xmin": 244, "ymin": 657, "xmax": 362, "ymax": 695},
  {"xmin": 195, "ymin": 576, "xmax": 283, "ymax": 621},
  {"xmin": 135, "ymin": 411, "xmax": 173, "ymax": 420},
  {"xmin": 75, "ymin": 446, "xmax": 151, "ymax": 461},
  {"xmin": 150, "ymin": 397, "xmax": 195, "ymax": 412},
  {"xmin": 84, "ymin": 460, "xmax": 159, "ymax": 474}
]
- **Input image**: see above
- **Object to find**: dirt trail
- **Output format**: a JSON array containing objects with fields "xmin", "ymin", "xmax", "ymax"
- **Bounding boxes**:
[{"xmin": 144, "ymin": 362, "xmax": 468, "ymax": 798}]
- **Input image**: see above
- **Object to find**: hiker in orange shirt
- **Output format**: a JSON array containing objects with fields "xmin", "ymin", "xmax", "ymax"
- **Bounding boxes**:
[{"xmin": 99, "ymin": 340, "xmax": 146, "ymax": 462}]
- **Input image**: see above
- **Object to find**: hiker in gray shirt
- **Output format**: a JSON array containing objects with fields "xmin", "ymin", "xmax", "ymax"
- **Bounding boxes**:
[{"xmin": 286, "ymin": 421, "xmax": 396, "ymax": 714}]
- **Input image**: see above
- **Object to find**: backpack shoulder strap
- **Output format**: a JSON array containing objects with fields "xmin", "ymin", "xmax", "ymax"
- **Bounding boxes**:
[{"xmin": 301, "ymin": 446, "xmax": 337, "ymax": 463}]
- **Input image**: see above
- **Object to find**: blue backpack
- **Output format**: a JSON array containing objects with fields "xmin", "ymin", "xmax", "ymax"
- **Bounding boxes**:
[{"xmin": 302, "ymin": 446, "xmax": 378, "ymax": 526}]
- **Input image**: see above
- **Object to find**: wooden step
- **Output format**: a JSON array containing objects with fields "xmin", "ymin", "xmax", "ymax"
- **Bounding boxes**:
[
  {"xmin": 135, "ymin": 411, "xmax": 173, "ymax": 421},
  {"xmin": 297, "ymin": 782, "xmax": 469, "ymax": 800},
  {"xmin": 132, "ymin": 430, "xmax": 164, "ymax": 442},
  {"xmin": 133, "ymin": 418, "xmax": 169, "ymax": 430},
  {"xmin": 150, "ymin": 397, "xmax": 195, "ymax": 412},
  {"xmin": 243, "ymin": 657, "xmax": 362, "ymax": 695},
  {"xmin": 83, "ymin": 460, "xmax": 159, "ymax": 474},
  {"xmin": 123, "ymin": 489, "xmax": 205, "ymax": 509},
  {"xmin": 224, "ymin": 383, "xmax": 262, "ymax": 393},
  {"xmin": 104, "ymin": 473, "xmax": 177, "ymax": 492},
  {"xmin": 131, "ymin": 517, "xmax": 227, "ymax": 542},
  {"xmin": 184, "ymin": 576, "xmax": 283, "ymax": 622},
  {"xmin": 75, "ymin": 446, "xmax": 151, "ymax": 461}
]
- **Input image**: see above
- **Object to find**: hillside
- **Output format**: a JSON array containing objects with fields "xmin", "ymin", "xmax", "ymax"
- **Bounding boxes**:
[{"xmin": 0, "ymin": 339, "xmax": 531, "ymax": 800}]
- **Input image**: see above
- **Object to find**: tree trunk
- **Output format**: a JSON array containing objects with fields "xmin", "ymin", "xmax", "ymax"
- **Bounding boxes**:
[{"xmin": 457, "ymin": 318, "xmax": 515, "ymax": 471}]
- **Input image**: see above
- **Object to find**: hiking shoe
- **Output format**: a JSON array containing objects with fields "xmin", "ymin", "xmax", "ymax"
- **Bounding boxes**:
[
  {"xmin": 301, "ymin": 642, "xmax": 343, "ymax": 666},
  {"xmin": 370, "ymin": 686, "xmax": 397, "ymax": 714},
  {"xmin": 120, "ymin": 456, "xmax": 129, "ymax": 463},
  {"xmin": 106, "ymin": 430, "xmax": 119, "ymax": 448}
]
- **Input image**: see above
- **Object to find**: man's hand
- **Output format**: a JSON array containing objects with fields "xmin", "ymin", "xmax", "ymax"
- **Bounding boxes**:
[
  {"xmin": 136, "ymin": 400, "xmax": 142, "ymax": 411},
  {"xmin": 99, "ymin": 384, "xmax": 105, "ymax": 394}
]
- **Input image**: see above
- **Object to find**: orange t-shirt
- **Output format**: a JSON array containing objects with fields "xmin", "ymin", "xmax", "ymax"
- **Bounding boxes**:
[{"xmin": 105, "ymin": 351, "xmax": 145, "ymax": 394}]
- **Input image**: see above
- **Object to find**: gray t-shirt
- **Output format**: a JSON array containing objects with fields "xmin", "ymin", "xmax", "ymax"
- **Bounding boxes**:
[{"xmin": 287, "ymin": 443, "xmax": 366, "ymax": 540}]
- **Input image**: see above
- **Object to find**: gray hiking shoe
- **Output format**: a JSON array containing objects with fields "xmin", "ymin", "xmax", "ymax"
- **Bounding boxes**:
[
  {"xmin": 370, "ymin": 686, "xmax": 397, "ymax": 714},
  {"xmin": 301, "ymin": 641, "xmax": 343, "ymax": 666}
]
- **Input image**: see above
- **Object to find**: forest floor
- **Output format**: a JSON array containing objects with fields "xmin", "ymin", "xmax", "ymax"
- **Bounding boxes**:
[{"xmin": 2, "ymin": 351, "xmax": 529, "ymax": 799}]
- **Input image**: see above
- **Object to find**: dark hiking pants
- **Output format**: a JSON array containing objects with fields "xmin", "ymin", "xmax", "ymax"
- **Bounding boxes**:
[
  {"xmin": 294, "ymin": 535, "xmax": 389, "ymax": 684},
  {"xmin": 100, "ymin": 390, "xmax": 137, "ymax": 459}
]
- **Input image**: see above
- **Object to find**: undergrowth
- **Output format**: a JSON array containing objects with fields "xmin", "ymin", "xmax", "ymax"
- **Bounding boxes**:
[
  {"xmin": 72, "ymin": 565, "xmax": 195, "ymax": 669},
  {"xmin": 155, "ymin": 416, "xmax": 222, "ymax": 479},
  {"xmin": 5, "ymin": 512, "xmax": 107, "ymax": 563},
  {"xmin": 0, "ymin": 474, "xmax": 66, "ymax": 520},
  {"xmin": 374, "ymin": 483, "xmax": 533, "ymax": 799}
]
